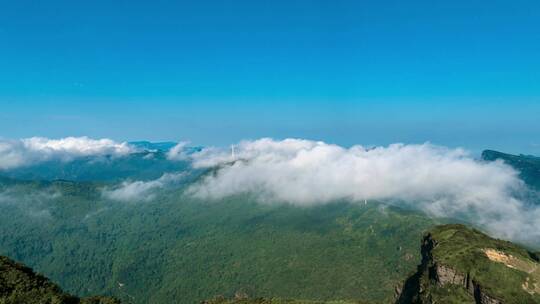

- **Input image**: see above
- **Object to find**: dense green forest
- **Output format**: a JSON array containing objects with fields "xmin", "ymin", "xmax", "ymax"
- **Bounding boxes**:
[
  {"xmin": 4, "ymin": 224, "xmax": 540, "ymax": 304},
  {"xmin": 0, "ymin": 254, "xmax": 119, "ymax": 304},
  {"xmin": 0, "ymin": 148, "xmax": 539, "ymax": 303},
  {"xmin": 0, "ymin": 179, "xmax": 436, "ymax": 303}
]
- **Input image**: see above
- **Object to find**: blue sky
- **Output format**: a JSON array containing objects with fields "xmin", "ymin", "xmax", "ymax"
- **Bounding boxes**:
[{"xmin": 1, "ymin": 0, "xmax": 539, "ymax": 153}]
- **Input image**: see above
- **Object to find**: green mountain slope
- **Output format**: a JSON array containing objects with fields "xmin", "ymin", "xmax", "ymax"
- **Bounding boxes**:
[
  {"xmin": 0, "ymin": 179, "xmax": 436, "ymax": 304},
  {"xmin": 0, "ymin": 255, "xmax": 119, "ymax": 304},
  {"xmin": 0, "ymin": 152, "xmax": 191, "ymax": 182},
  {"xmin": 202, "ymin": 297, "xmax": 369, "ymax": 304},
  {"xmin": 397, "ymin": 224, "xmax": 540, "ymax": 304},
  {"xmin": 3, "ymin": 148, "xmax": 539, "ymax": 304},
  {"xmin": 5, "ymin": 222, "xmax": 540, "ymax": 304}
]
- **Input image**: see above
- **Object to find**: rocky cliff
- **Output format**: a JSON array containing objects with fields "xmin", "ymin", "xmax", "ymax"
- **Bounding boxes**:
[{"xmin": 396, "ymin": 224, "xmax": 540, "ymax": 304}]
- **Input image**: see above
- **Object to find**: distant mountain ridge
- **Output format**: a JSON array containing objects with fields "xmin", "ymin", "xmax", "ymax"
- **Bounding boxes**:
[
  {"xmin": 128, "ymin": 141, "xmax": 178, "ymax": 152},
  {"xmin": 0, "ymin": 141, "xmax": 204, "ymax": 182},
  {"xmin": 482, "ymin": 150, "xmax": 540, "ymax": 190},
  {"xmin": 1, "ymin": 148, "xmax": 539, "ymax": 304}
]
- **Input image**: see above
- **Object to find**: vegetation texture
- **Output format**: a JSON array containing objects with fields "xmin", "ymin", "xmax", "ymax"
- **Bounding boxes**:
[
  {"xmin": 0, "ymin": 178, "xmax": 435, "ymax": 304},
  {"xmin": 0, "ymin": 255, "xmax": 119, "ymax": 304},
  {"xmin": 1, "ymin": 149, "xmax": 539, "ymax": 304}
]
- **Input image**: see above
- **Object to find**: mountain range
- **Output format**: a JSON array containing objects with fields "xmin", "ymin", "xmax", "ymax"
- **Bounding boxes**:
[{"xmin": 0, "ymin": 147, "xmax": 539, "ymax": 303}]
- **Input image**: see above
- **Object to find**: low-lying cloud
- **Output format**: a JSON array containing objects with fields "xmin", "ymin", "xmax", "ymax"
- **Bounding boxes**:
[
  {"xmin": 188, "ymin": 138, "xmax": 540, "ymax": 244},
  {"xmin": 0, "ymin": 188, "xmax": 59, "ymax": 220},
  {"xmin": 1, "ymin": 136, "xmax": 538, "ymax": 244},
  {"xmin": 166, "ymin": 142, "xmax": 190, "ymax": 161},
  {"xmin": 0, "ymin": 137, "xmax": 135, "ymax": 170},
  {"xmin": 103, "ymin": 172, "xmax": 186, "ymax": 202}
]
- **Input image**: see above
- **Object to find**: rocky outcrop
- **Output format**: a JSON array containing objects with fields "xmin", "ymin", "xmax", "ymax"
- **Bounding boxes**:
[
  {"xmin": 433, "ymin": 263, "xmax": 503, "ymax": 304},
  {"xmin": 395, "ymin": 233, "xmax": 504, "ymax": 304},
  {"xmin": 433, "ymin": 264, "xmax": 467, "ymax": 286},
  {"xmin": 474, "ymin": 286, "xmax": 503, "ymax": 304}
]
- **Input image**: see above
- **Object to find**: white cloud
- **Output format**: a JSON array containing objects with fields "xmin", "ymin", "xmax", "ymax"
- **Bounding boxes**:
[
  {"xmin": 0, "ymin": 188, "xmax": 58, "ymax": 220},
  {"xmin": 166, "ymin": 142, "xmax": 190, "ymax": 161},
  {"xmin": 0, "ymin": 137, "xmax": 136, "ymax": 170},
  {"xmin": 188, "ymin": 138, "xmax": 540, "ymax": 244},
  {"xmin": 103, "ymin": 172, "xmax": 185, "ymax": 202}
]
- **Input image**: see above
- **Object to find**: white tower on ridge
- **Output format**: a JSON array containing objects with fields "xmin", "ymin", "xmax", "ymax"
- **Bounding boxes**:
[{"xmin": 231, "ymin": 144, "xmax": 236, "ymax": 160}]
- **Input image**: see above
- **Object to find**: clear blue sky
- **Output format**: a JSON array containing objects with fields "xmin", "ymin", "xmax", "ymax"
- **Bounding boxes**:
[{"xmin": 1, "ymin": 0, "xmax": 539, "ymax": 154}]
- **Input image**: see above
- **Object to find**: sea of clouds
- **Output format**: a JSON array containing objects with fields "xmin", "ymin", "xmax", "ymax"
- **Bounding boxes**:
[
  {"xmin": 0, "ymin": 136, "xmax": 539, "ymax": 244},
  {"xmin": 0, "ymin": 137, "xmax": 135, "ymax": 170},
  {"xmin": 186, "ymin": 138, "xmax": 540, "ymax": 244},
  {"xmin": 102, "ymin": 172, "xmax": 186, "ymax": 202}
]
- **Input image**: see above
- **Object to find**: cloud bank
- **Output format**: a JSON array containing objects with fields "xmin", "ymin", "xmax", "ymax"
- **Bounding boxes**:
[
  {"xmin": 103, "ymin": 172, "xmax": 185, "ymax": 202},
  {"xmin": 0, "ymin": 137, "xmax": 135, "ymax": 170},
  {"xmin": 1, "ymin": 136, "xmax": 538, "ymax": 244},
  {"xmin": 166, "ymin": 142, "xmax": 190, "ymax": 161},
  {"xmin": 0, "ymin": 188, "xmax": 59, "ymax": 219},
  {"xmin": 188, "ymin": 138, "xmax": 540, "ymax": 244}
]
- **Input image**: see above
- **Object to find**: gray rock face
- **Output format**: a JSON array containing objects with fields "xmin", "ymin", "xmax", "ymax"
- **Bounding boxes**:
[
  {"xmin": 433, "ymin": 263, "xmax": 502, "ymax": 304},
  {"xmin": 395, "ymin": 234, "xmax": 504, "ymax": 304},
  {"xmin": 475, "ymin": 286, "xmax": 503, "ymax": 304},
  {"xmin": 434, "ymin": 264, "xmax": 467, "ymax": 286}
]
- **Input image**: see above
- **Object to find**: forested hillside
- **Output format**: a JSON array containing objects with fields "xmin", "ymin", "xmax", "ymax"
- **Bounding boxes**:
[
  {"xmin": 0, "ymin": 255, "xmax": 119, "ymax": 304},
  {"xmin": 0, "ymin": 148, "xmax": 538, "ymax": 303},
  {"xmin": 0, "ymin": 179, "xmax": 435, "ymax": 303}
]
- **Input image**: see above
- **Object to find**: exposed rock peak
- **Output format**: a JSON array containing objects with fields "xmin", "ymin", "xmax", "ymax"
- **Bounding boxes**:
[{"xmin": 396, "ymin": 224, "xmax": 540, "ymax": 304}]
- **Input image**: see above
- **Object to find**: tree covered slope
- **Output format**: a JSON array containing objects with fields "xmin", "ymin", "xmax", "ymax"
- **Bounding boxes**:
[
  {"xmin": 202, "ymin": 297, "xmax": 370, "ymax": 304},
  {"xmin": 0, "ymin": 179, "xmax": 436, "ymax": 304},
  {"xmin": 1, "ymin": 149, "xmax": 538, "ymax": 303},
  {"xmin": 4, "ymin": 223, "xmax": 540, "ymax": 304},
  {"xmin": 0, "ymin": 255, "xmax": 119, "ymax": 304}
]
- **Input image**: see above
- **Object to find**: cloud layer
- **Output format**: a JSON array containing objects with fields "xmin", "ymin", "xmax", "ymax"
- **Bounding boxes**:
[
  {"xmin": 0, "ymin": 137, "xmax": 135, "ymax": 170},
  {"xmin": 1, "ymin": 136, "xmax": 538, "ymax": 244},
  {"xmin": 166, "ymin": 142, "xmax": 190, "ymax": 161},
  {"xmin": 188, "ymin": 138, "xmax": 540, "ymax": 244},
  {"xmin": 0, "ymin": 188, "xmax": 59, "ymax": 219},
  {"xmin": 103, "ymin": 172, "xmax": 185, "ymax": 202}
]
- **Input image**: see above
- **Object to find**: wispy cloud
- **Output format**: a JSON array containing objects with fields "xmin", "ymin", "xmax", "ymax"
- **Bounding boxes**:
[
  {"xmin": 0, "ymin": 188, "xmax": 59, "ymax": 220},
  {"xmin": 0, "ymin": 137, "xmax": 136, "ymax": 170},
  {"xmin": 166, "ymin": 142, "xmax": 190, "ymax": 161},
  {"xmin": 103, "ymin": 172, "xmax": 186, "ymax": 202},
  {"xmin": 188, "ymin": 138, "xmax": 540, "ymax": 245}
]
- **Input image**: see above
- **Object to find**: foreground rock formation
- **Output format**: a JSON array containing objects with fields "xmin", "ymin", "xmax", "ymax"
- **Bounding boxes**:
[{"xmin": 396, "ymin": 224, "xmax": 540, "ymax": 304}]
